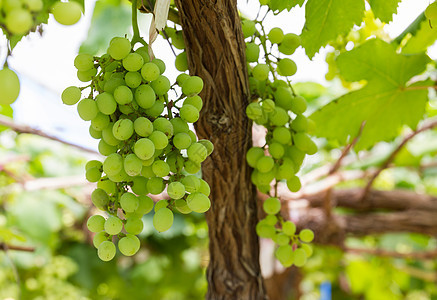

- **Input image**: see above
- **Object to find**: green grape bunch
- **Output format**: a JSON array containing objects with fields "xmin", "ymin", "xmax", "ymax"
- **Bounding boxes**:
[
  {"xmin": 62, "ymin": 36, "xmax": 213, "ymax": 262},
  {"xmin": 242, "ymin": 17, "xmax": 316, "ymax": 267}
]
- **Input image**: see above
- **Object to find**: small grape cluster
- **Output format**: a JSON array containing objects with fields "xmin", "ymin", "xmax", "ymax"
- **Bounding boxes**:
[
  {"xmin": 61, "ymin": 36, "xmax": 213, "ymax": 261},
  {"xmin": 242, "ymin": 19, "xmax": 316, "ymax": 267}
]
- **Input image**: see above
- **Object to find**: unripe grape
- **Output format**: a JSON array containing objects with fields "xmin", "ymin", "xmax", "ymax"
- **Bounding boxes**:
[
  {"xmin": 86, "ymin": 167, "xmax": 102, "ymax": 182},
  {"xmin": 108, "ymin": 37, "xmax": 131, "ymax": 60},
  {"xmin": 93, "ymin": 231, "xmax": 108, "ymax": 248},
  {"xmin": 103, "ymin": 153, "xmax": 123, "ymax": 176},
  {"xmin": 256, "ymin": 156, "xmax": 274, "ymax": 173},
  {"xmin": 242, "ymin": 20, "xmax": 257, "ymax": 38},
  {"xmin": 104, "ymin": 76, "xmax": 125, "ymax": 94},
  {"xmin": 175, "ymin": 52, "xmax": 188, "ymax": 71},
  {"xmin": 153, "ymin": 117, "xmax": 174, "ymax": 137},
  {"xmin": 198, "ymin": 179, "xmax": 210, "ymax": 196},
  {"xmin": 152, "ymin": 160, "xmax": 170, "ymax": 177},
  {"xmin": 141, "ymin": 62, "xmax": 160, "ymax": 82},
  {"xmin": 176, "ymin": 73, "xmax": 190, "ymax": 86},
  {"xmin": 273, "ymin": 127, "xmax": 292, "ymax": 144},
  {"xmin": 186, "ymin": 192, "xmax": 211, "ymax": 213},
  {"xmin": 275, "ymin": 245, "xmax": 294, "ymax": 267},
  {"xmin": 268, "ymin": 27, "xmax": 284, "ymax": 44},
  {"xmin": 135, "ymin": 46, "xmax": 150, "ymax": 63},
  {"xmin": 246, "ymin": 102, "xmax": 263, "ymax": 120},
  {"xmin": 147, "ymin": 177, "xmax": 164, "ymax": 195},
  {"xmin": 263, "ymin": 197, "xmax": 281, "ymax": 215},
  {"xmin": 151, "ymin": 58, "xmax": 166, "ymax": 74},
  {"xmin": 187, "ymin": 143, "xmax": 208, "ymax": 163},
  {"xmin": 25, "ymin": 0, "xmax": 44, "ymax": 12},
  {"xmin": 246, "ymin": 42, "xmax": 260, "ymax": 62},
  {"xmin": 293, "ymin": 248, "xmax": 307, "ymax": 267},
  {"xmin": 182, "ymin": 76, "xmax": 203, "ymax": 96},
  {"xmin": 274, "ymin": 233, "xmax": 290, "ymax": 246},
  {"xmin": 77, "ymin": 98, "xmax": 98, "ymax": 121},
  {"xmin": 167, "ymin": 181, "xmax": 186, "ymax": 199},
  {"xmin": 198, "ymin": 139, "xmax": 214, "ymax": 156},
  {"xmin": 104, "ymin": 216, "xmax": 123, "ymax": 235},
  {"xmin": 274, "ymin": 87, "xmax": 294, "ymax": 110},
  {"xmin": 124, "ymin": 154, "xmax": 142, "ymax": 176},
  {"xmin": 135, "ymin": 84, "xmax": 156, "ymax": 109},
  {"xmin": 131, "ymin": 176, "xmax": 148, "ymax": 195},
  {"xmin": 278, "ymin": 33, "xmax": 301, "ymax": 55},
  {"xmin": 184, "ymin": 95, "xmax": 203, "ymax": 111},
  {"xmin": 62, "ymin": 86, "xmax": 81, "ymax": 105},
  {"xmin": 134, "ymin": 117, "xmax": 153, "ymax": 137},
  {"xmin": 0, "ymin": 68, "xmax": 20, "ymax": 105},
  {"xmin": 145, "ymin": 101, "xmax": 165, "ymax": 118},
  {"xmin": 282, "ymin": 221, "xmax": 296, "ymax": 236},
  {"xmin": 268, "ymin": 107, "xmax": 289, "ymax": 126},
  {"xmin": 97, "ymin": 179, "xmax": 117, "ymax": 195},
  {"xmin": 74, "ymin": 54, "xmax": 94, "ymax": 71},
  {"xmin": 256, "ymin": 221, "xmax": 276, "ymax": 238},
  {"xmin": 89, "ymin": 126, "xmax": 102, "ymax": 139},
  {"xmin": 171, "ymin": 31, "xmax": 185, "ymax": 49},
  {"xmin": 265, "ymin": 215, "xmax": 278, "ymax": 226},
  {"xmin": 290, "ymin": 115, "xmax": 308, "ymax": 132},
  {"xmin": 120, "ymin": 192, "xmax": 139, "ymax": 213},
  {"xmin": 91, "ymin": 113, "xmax": 110, "ymax": 131},
  {"xmin": 154, "ymin": 200, "xmax": 169, "ymax": 212},
  {"xmin": 181, "ymin": 175, "xmax": 200, "ymax": 193},
  {"xmin": 149, "ymin": 130, "xmax": 169, "ymax": 149},
  {"xmin": 286, "ymin": 175, "xmax": 301, "ymax": 192},
  {"xmin": 125, "ymin": 71, "xmax": 142, "ymax": 88},
  {"xmin": 123, "ymin": 53, "xmax": 144, "ymax": 72},
  {"xmin": 112, "ymin": 118, "xmax": 134, "ymax": 140},
  {"xmin": 151, "ymin": 75, "xmax": 171, "ymax": 95},
  {"xmin": 299, "ymin": 229, "xmax": 314, "ymax": 242},
  {"xmin": 268, "ymin": 142, "xmax": 284, "ymax": 159},
  {"xmin": 87, "ymin": 215, "xmax": 106, "ymax": 233},
  {"xmin": 118, "ymin": 234, "xmax": 140, "ymax": 256},
  {"xmin": 290, "ymin": 95, "xmax": 307, "ymax": 115},
  {"xmin": 134, "ymin": 138, "xmax": 155, "ymax": 160},
  {"xmin": 277, "ymin": 58, "xmax": 297, "ymax": 77},
  {"xmin": 173, "ymin": 132, "xmax": 192, "ymax": 149},
  {"xmin": 252, "ymin": 64, "xmax": 270, "ymax": 81},
  {"xmin": 52, "ymin": 1, "xmax": 82, "ymax": 26},
  {"xmin": 114, "ymin": 85, "xmax": 133, "ymax": 105},
  {"xmin": 5, "ymin": 9, "xmax": 32, "ymax": 35},
  {"xmin": 261, "ymin": 99, "xmax": 275, "ymax": 113},
  {"xmin": 98, "ymin": 140, "xmax": 117, "ymax": 156},
  {"xmin": 153, "ymin": 207, "xmax": 174, "ymax": 232},
  {"xmin": 175, "ymin": 199, "xmax": 192, "ymax": 214},
  {"xmin": 135, "ymin": 195, "xmax": 154, "ymax": 215},
  {"xmin": 301, "ymin": 244, "xmax": 313, "ymax": 257},
  {"xmin": 294, "ymin": 132, "xmax": 317, "ymax": 154},
  {"xmin": 246, "ymin": 147, "xmax": 264, "ymax": 168},
  {"xmin": 180, "ymin": 104, "xmax": 200, "ymax": 123},
  {"xmin": 77, "ymin": 68, "xmax": 97, "ymax": 82}
]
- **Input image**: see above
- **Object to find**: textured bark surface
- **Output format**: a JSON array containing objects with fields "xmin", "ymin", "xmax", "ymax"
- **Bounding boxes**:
[{"xmin": 174, "ymin": 1, "xmax": 267, "ymax": 299}]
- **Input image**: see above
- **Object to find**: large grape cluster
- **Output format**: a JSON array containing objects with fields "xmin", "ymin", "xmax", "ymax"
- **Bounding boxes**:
[
  {"xmin": 61, "ymin": 36, "xmax": 213, "ymax": 261},
  {"xmin": 243, "ymin": 19, "xmax": 316, "ymax": 267}
]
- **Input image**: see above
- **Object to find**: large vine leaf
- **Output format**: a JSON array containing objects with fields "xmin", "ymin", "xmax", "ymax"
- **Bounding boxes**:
[
  {"xmin": 402, "ymin": 17, "xmax": 437, "ymax": 54},
  {"xmin": 310, "ymin": 39, "xmax": 431, "ymax": 150},
  {"xmin": 300, "ymin": 0, "xmax": 365, "ymax": 59},
  {"xmin": 367, "ymin": 0, "xmax": 401, "ymax": 23},
  {"xmin": 268, "ymin": 0, "xmax": 305, "ymax": 13}
]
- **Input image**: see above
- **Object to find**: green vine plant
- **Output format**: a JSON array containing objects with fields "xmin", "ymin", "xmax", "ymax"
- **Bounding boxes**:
[{"xmin": 61, "ymin": 0, "xmax": 213, "ymax": 261}]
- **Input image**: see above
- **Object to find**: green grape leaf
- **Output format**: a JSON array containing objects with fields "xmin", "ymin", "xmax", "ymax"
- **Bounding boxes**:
[
  {"xmin": 301, "ymin": 0, "xmax": 365, "ymax": 58},
  {"xmin": 268, "ymin": 0, "xmax": 305, "ymax": 12},
  {"xmin": 79, "ymin": 1, "xmax": 131, "ymax": 55},
  {"xmin": 402, "ymin": 17, "xmax": 437, "ymax": 54},
  {"xmin": 310, "ymin": 39, "xmax": 431, "ymax": 150},
  {"xmin": 368, "ymin": 0, "xmax": 401, "ymax": 23}
]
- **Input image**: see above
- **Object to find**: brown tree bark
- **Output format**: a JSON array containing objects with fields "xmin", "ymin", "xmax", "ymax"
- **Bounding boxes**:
[{"xmin": 174, "ymin": 1, "xmax": 267, "ymax": 299}]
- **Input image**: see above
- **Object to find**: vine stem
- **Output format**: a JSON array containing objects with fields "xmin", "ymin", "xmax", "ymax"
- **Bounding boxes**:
[{"xmin": 131, "ymin": 0, "xmax": 147, "ymax": 47}]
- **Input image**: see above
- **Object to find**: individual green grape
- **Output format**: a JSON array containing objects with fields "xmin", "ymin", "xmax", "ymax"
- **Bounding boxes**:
[
  {"xmin": 197, "ymin": 140, "xmax": 214, "ymax": 156},
  {"xmin": 286, "ymin": 175, "xmax": 302, "ymax": 192},
  {"xmin": 261, "ymin": 99, "xmax": 275, "ymax": 113},
  {"xmin": 282, "ymin": 221, "xmax": 296, "ymax": 236},
  {"xmin": 141, "ymin": 165, "xmax": 155, "ymax": 177},
  {"xmin": 181, "ymin": 175, "xmax": 200, "ymax": 193},
  {"xmin": 290, "ymin": 115, "xmax": 308, "ymax": 132},
  {"xmin": 246, "ymin": 42, "xmax": 260, "ymax": 62},
  {"xmin": 171, "ymin": 31, "xmax": 185, "ymax": 49},
  {"xmin": 87, "ymin": 215, "xmax": 106, "ymax": 232},
  {"xmin": 104, "ymin": 216, "xmax": 123, "ymax": 235},
  {"xmin": 135, "ymin": 84, "xmax": 156, "ymax": 109},
  {"xmin": 277, "ymin": 58, "xmax": 297, "ymax": 77},
  {"xmin": 182, "ymin": 76, "xmax": 203, "ymax": 96},
  {"xmin": 147, "ymin": 177, "xmax": 164, "ymax": 195},
  {"xmin": 135, "ymin": 46, "xmax": 150, "ymax": 63},
  {"xmin": 120, "ymin": 192, "xmax": 139, "ymax": 213},
  {"xmin": 425, "ymin": 2, "xmax": 437, "ymax": 19},
  {"xmin": 246, "ymin": 102, "xmax": 263, "ymax": 120},
  {"xmin": 77, "ymin": 68, "xmax": 97, "ymax": 82},
  {"xmin": 184, "ymin": 95, "xmax": 203, "ymax": 111},
  {"xmin": 268, "ymin": 27, "xmax": 284, "ymax": 44},
  {"xmin": 61, "ymin": 86, "xmax": 81, "ymax": 105},
  {"xmin": 180, "ymin": 104, "xmax": 200, "ymax": 123},
  {"xmin": 273, "ymin": 127, "xmax": 291, "ymax": 144},
  {"xmin": 144, "ymin": 101, "xmax": 165, "ymax": 118},
  {"xmin": 299, "ymin": 229, "xmax": 314, "ymax": 243},
  {"xmin": 91, "ymin": 188, "xmax": 109, "ymax": 210},
  {"xmin": 97, "ymin": 178, "xmax": 117, "ymax": 195},
  {"xmin": 86, "ymin": 167, "xmax": 102, "ymax": 182},
  {"xmin": 25, "ymin": 0, "xmax": 44, "ymax": 12},
  {"xmin": 187, "ymin": 142, "xmax": 208, "ymax": 163},
  {"xmin": 103, "ymin": 153, "xmax": 123, "ymax": 176},
  {"xmin": 118, "ymin": 234, "xmax": 140, "ymax": 256},
  {"xmin": 290, "ymin": 95, "xmax": 307, "ymax": 115},
  {"xmin": 86, "ymin": 160, "xmax": 102, "ymax": 170},
  {"xmin": 256, "ymin": 221, "xmax": 276, "ymax": 239},
  {"xmin": 151, "ymin": 58, "xmax": 166, "ymax": 74},
  {"xmin": 131, "ymin": 176, "xmax": 148, "ymax": 195},
  {"xmin": 152, "ymin": 160, "xmax": 170, "ymax": 177},
  {"xmin": 301, "ymin": 244, "xmax": 313, "ymax": 257},
  {"xmin": 96, "ymin": 92, "xmax": 117, "ymax": 115},
  {"xmin": 153, "ymin": 207, "xmax": 174, "ymax": 232},
  {"xmin": 176, "ymin": 73, "xmax": 190, "ymax": 86},
  {"xmin": 263, "ymin": 197, "xmax": 281, "ymax": 215},
  {"xmin": 134, "ymin": 117, "xmax": 154, "ymax": 137},
  {"xmin": 252, "ymin": 64, "xmax": 270, "ymax": 81},
  {"xmin": 170, "ymin": 117, "xmax": 189, "ymax": 134},
  {"xmin": 264, "ymin": 215, "xmax": 277, "ymax": 226},
  {"xmin": 153, "ymin": 117, "xmax": 174, "ymax": 137},
  {"xmin": 93, "ymin": 231, "xmax": 108, "ymax": 248},
  {"xmin": 274, "ymin": 233, "xmax": 290, "ymax": 246},
  {"xmin": 278, "ymin": 33, "xmax": 301, "ymax": 55},
  {"xmin": 274, "ymin": 87, "xmax": 294, "ymax": 110},
  {"xmin": 275, "ymin": 245, "xmax": 294, "ymax": 267},
  {"xmin": 285, "ymin": 146, "xmax": 305, "ymax": 169},
  {"xmin": 268, "ymin": 107, "xmax": 289, "ymax": 126},
  {"xmin": 294, "ymin": 132, "xmax": 317, "ymax": 155},
  {"xmin": 186, "ymin": 192, "xmax": 211, "ymax": 213},
  {"xmin": 125, "ymin": 71, "xmax": 142, "ymax": 88},
  {"xmin": 74, "ymin": 54, "xmax": 94, "ymax": 71},
  {"xmin": 184, "ymin": 159, "xmax": 201, "ymax": 174},
  {"xmin": 102, "ymin": 125, "xmax": 119, "ymax": 146},
  {"xmin": 276, "ymin": 160, "xmax": 295, "ymax": 180},
  {"xmin": 5, "ymin": 8, "xmax": 32, "ymax": 35},
  {"xmin": 114, "ymin": 85, "xmax": 133, "ymax": 105},
  {"xmin": 112, "ymin": 118, "xmax": 134, "ymax": 140},
  {"xmin": 246, "ymin": 147, "xmax": 264, "ymax": 168},
  {"xmin": 98, "ymin": 241, "xmax": 116, "ymax": 261},
  {"xmin": 198, "ymin": 179, "xmax": 210, "ymax": 196},
  {"xmin": 135, "ymin": 195, "xmax": 154, "ymax": 215},
  {"xmin": 89, "ymin": 126, "xmax": 102, "ymax": 139},
  {"xmin": 175, "ymin": 52, "xmax": 188, "ymax": 71},
  {"xmin": 104, "ymin": 76, "xmax": 125, "ymax": 94},
  {"xmin": 122, "ymin": 53, "xmax": 144, "ymax": 72},
  {"xmin": 123, "ymin": 153, "xmax": 142, "ymax": 176},
  {"xmin": 149, "ymin": 130, "xmax": 169, "ymax": 150},
  {"xmin": 174, "ymin": 199, "xmax": 192, "ymax": 214},
  {"xmin": 98, "ymin": 139, "xmax": 117, "ymax": 156},
  {"xmin": 0, "ymin": 68, "xmax": 20, "ymax": 105},
  {"xmin": 293, "ymin": 248, "xmax": 307, "ymax": 267},
  {"xmin": 108, "ymin": 37, "xmax": 131, "ymax": 60},
  {"xmin": 173, "ymin": 132, "xmax": 192, "ymax": 149},
  {"xmin": 134, "ymin": 138, "xmax": 155, "ymax": 160},
  {"xmin": 91, "ymin": 113, "xmax": 110, "ymax": 131},
  {"xmin": 167, "ymin": 181, "xmax": 186, "ymax": 199},
  {"xmin": 242, "ymin": 20, "xmax": 257, "ymax": 38},
  {"xmin": 268, "ymin": 142, "xmax": 284, "ymax": 159},
  {"xmin": 141, "ymin": 62, "xmax": 160, "ymax": 82},
  {"xmin": 107, "ymin": 168, "xmax": 130, "ymax": 183},
  {"xmin": 154, "ymin": 200, "xmax": 168, "ymax": 212},
  {"xmin": 52, "ymin": 1, "xmax": 82, "ymax": 25},
  {"xmin": 151, "ymin": 75, "xmax": 171, "ymax": 95},
  {"xmin": 77, "ymin": 98, "xmax": 98, "ymax": 121},
  {"xmin": 187, "ymin": 130, "xmax": 197, "ymax": 143},
  {"xmin": 256, "ymin": 156, "xmax": 274, "ymax": 173}
]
